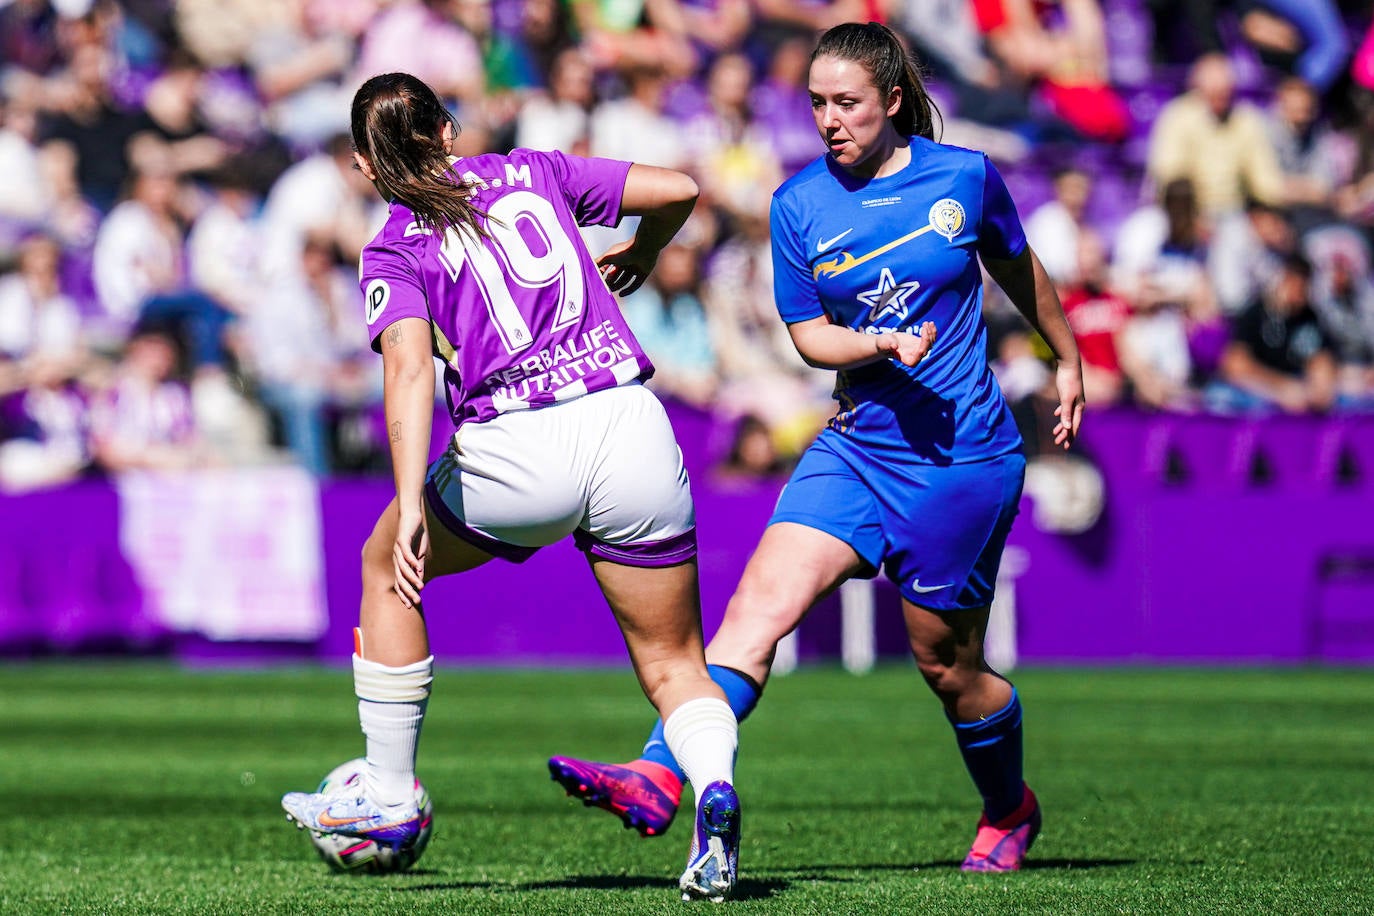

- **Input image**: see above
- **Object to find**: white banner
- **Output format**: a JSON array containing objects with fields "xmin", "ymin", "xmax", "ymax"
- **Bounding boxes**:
[{"xmin": 117, "ymin": 467, "xmax": 328, "ymax": 641}]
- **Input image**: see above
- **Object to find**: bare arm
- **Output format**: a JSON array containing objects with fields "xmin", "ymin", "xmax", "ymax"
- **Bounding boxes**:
[
  {"xmin": 681, "ymin": 0, "xmax": 750, "ymax": 51},
  {"xmin": 982, "ymin": 245, "xmax": 1085, "ymax": 447},
  {"xmin": 598, "ymin": 164, "xmax": 699, "ymax": 296},
  {"xmin": 786, "ymin": 316, "xmax": 937, "ymax": 370},
  {"xmin": 618, "ymin": 164, "xmax": 699, "ymax": 245},
  {"xmin": 1220, "ymin": 341, "xmax": 1336, "ymax": 413},
  {"xmin": 1306, "ymin": 350, "xmax": 1337, "ymax": 412},
  {"xmin": 753, "ymin": 0, "xmax": 865, "ymax": 31},
  {"xmin": 642, "ymin": 0, "xmax": 689, "ymax": 36},
  {"xmin": 379, "ymin": 316, "xmax": 436, "ymax": 607},
  {"xmin": 254, "ymin": 35, "xmax": 351, "ymax": 101},
  {"xmin": 1220, "ymin": 342, "xmax": 1305, "ymax": 410}
]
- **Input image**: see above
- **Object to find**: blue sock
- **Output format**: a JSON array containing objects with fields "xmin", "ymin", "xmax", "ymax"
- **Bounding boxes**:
[
  {"xmin": 949, "ymin": 687, "xmax": 1025, "ymax": 823},
  {"xmin": 641, "ymin": 664, "xmax": 761, "ymax": 781}
]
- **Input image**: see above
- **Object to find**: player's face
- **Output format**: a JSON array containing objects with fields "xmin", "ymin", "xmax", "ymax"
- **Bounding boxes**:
[{"xmin": 808, "ymin": 55, "xmax": 901, "ymax": 176}]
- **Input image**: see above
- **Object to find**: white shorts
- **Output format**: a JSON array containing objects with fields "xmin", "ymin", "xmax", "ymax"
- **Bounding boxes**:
[{"xmin": 424, "ymin": 383, "xmax": 696, "ymax": 567}]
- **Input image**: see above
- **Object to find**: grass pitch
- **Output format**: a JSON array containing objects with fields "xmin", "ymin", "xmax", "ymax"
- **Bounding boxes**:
[{"xmin": 1, "ymin": 663, "xmax": 1371, "ymax": 915}]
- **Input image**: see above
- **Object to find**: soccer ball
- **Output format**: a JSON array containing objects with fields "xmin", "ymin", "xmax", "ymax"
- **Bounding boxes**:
[{"xmin": 307, "ymin": 758, "xmax": 434, "ymax": 874}]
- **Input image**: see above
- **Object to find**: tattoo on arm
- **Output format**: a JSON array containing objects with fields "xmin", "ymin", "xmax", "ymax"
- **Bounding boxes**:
[
  {"xmin": 390, "ymin": 421, "xmax": 402, "ymax": 443},
  {"xmin": 386, "ymin": 325, "xmax": 403, "ymax": 348}
]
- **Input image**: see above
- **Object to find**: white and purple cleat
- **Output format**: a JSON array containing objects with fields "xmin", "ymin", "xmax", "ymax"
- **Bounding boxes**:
[
  {"xmin": 678, "ymin": 780, "xmax": 740, "ymax": 903},
  {"xmin": 281, "ymin": 790, "xmax": 422, "ymax": 848}
]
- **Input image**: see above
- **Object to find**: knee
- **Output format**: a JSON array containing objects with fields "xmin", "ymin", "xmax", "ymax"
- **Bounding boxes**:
[
  {"xmin": 635, "ymin": 655, "xmax": 711, "ymax": 709},
  {"xmin": 914, "ymin": 657, "xmax": 980, "ymax": 705},
  {"xmin": 714, "ymin": 585, "xmax": 799, "ymax": 660},
  {"xmin": 360, "ymin": 532, "xmax": 392, "ymax": 589},
  {"xmin": 639, "ymin": 657, "xmax": 693, "ymax": 693}
]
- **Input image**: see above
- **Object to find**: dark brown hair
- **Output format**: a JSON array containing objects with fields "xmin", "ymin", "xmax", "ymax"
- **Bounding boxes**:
[
  {"xmin": 811, "ymin": 22, "xmax": 941, "ymax": 141},
  {"xmin": 350, "ymin": 72, "xmax": 487, "ymax": 235}
]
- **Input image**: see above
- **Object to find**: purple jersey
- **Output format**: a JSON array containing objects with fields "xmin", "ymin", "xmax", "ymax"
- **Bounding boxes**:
[{"xmin": 359, "ymin": 149, "xmax": 652, "ymax": 429}]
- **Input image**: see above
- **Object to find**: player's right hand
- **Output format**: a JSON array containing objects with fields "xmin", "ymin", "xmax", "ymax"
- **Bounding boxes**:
[
  {"xmin": 1052, "ymin": 360, "xmax": 1085, "ymax": 449},
  {"xmin": 393, "ymin": 506, "xmax": 429, "ymax": 608}
]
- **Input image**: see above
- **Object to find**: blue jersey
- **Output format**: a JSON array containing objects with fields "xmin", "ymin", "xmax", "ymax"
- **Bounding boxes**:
[{"xmin": 770, "ymin": 136, "xmax": 1025, "ymax": 464}]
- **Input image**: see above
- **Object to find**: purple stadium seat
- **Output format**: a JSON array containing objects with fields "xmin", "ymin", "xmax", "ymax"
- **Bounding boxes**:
[
  {"xmin": 1085, "ymin": 168, "xmax": 1145, "ymax": 246},
  {"xmin": 1125, "ymin": 85, "xmax": 1175, "ymax": 139},
  {"xmin": 1103, "ymin": 0, "xmax": 1155, "ymax": 88},
  {"xmin": 1002, "ymin": 168, "xmax": 1056, "ymax": 218}
]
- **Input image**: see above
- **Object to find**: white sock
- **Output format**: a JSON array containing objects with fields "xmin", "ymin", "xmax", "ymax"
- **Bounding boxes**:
[
  {"xmin": 662, "ymin": 697, "xmax": 737, "ymax": 809},
  {"xmin": 353, "ymin": 653, "xmax": 433, "ymax": 809}
]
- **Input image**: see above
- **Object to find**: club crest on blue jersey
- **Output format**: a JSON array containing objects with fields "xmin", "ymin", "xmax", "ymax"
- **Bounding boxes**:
[{"xmin": 929, "ymin": 198, "xmax": 965, "ymax": 241}]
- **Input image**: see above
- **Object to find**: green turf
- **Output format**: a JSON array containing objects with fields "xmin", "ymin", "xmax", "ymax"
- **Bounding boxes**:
[{"xmin": 2, "ymin": 663, "xmax": 1372, "ymax": 915}]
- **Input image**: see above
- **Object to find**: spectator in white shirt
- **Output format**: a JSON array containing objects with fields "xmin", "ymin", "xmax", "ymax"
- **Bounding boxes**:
[{"xmin": 1024, "ymin": 166, "xmax": 1092, "ymax": 285}]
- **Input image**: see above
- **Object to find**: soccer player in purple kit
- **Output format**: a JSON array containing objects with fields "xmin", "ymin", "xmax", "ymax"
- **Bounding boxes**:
[
  {"xmin": 549, "ymin": 22, "xmax": 1084, "ymax": 873},
  {"xmin": 278, "ymin": 71, "xmax": 779, "ymax": 902}
]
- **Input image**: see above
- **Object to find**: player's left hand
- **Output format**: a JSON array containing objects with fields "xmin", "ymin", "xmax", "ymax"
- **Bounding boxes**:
[
  {"xmin": 1053, "ymin": 360, "xmax": 1085, "ymax": 449},
  {"xmin": 596, "ymin": 240, "xmax": 657, "ymax": 296},
  {"xmin": 876, "ymin": 321, "xmax": 937, "ymax": 367}
]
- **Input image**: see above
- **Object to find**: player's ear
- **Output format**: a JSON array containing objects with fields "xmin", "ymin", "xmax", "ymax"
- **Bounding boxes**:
[
  {"xmin": 353, "ymin": 151, "xmax": 378, "ymax": 182},
  {"xmin": 441, "ymin": 119, "xmax": 455, "ymax": 155},
  {"xmin": 886, "ymin": 85, "xmax": 903, "ymax": 120}
]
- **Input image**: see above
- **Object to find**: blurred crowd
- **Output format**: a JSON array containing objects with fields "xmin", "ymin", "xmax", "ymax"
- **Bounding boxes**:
[{"xmin": 1, "ymin": 0, "xmax": 1373, "ymax": 492}]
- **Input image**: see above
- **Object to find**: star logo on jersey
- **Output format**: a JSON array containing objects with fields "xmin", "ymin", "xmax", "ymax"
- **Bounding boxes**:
[
  {"xmin": 857, "ymin": 268, "xmax": 921, "ymax": 325},
  {"xmin": 929, "ymin": 198, "xmax": 966, "ymax": 241}
]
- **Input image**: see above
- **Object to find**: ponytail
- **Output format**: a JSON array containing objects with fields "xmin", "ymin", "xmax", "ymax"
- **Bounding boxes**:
[
  {"xmin": 350, "ymin": 72, "xmax": 489, "ymax": 236},
  {"xmin": 812, "ymin": 22, "xmax": 941, "ymax": 142}
]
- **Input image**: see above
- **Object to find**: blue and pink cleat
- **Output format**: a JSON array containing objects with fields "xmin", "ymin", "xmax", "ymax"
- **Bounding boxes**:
[
  {"xmin": 678, "ymin": 780, "xmax": 741, "ymax": 902},
  {"xmin": 547, "ymin": 756, "xmax": 683, "ymax": 837},
  {"xmin": 961, "ymin": 784, "xmax": 1041, "ymax": 872},
  {"xmin": 281, "ymin": 790, "xmax": 423, "ymax": 848}
]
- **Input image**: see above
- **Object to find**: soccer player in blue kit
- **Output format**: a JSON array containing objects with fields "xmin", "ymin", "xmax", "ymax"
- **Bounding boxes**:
[{"xmin": 550, "ymin": 22, "xmax": 1085, "ymax": 872}]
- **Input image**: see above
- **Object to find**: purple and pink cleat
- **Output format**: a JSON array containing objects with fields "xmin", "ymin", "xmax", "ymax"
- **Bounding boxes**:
[
  {"xmin": 547, "ymin": 756, "xmax": 683, "ymax": 837},
  {"xmin": 961, "ymin": 784, "xmax": 1041, "ymax": 872}
]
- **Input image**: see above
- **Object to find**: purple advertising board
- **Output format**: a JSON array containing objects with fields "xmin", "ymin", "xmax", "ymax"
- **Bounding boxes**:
[{"xmin": 1, "ymin": 410, "xmax": 1371, "ymax": 664}]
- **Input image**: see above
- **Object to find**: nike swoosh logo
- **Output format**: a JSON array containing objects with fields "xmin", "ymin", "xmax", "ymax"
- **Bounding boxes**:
[
  {"xmin": 815, "ymin": 223, "xmax": 935, "ymax": 280},
  {"xmin": 910, "ymin": 579, "xmax": 950, "ymax": 594},
  {"xmin": 816, "ymin": 229, "xmax": 854, "ymax": 253},
  {"xmin": 317, "ymin": 812, "xmax": 375, "ymax": 828}
]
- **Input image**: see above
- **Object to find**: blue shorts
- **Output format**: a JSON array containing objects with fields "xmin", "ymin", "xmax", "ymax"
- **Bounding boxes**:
[{"xmin": 770, "ymin": 430, "xmax": 1025, "ymax": 611}]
